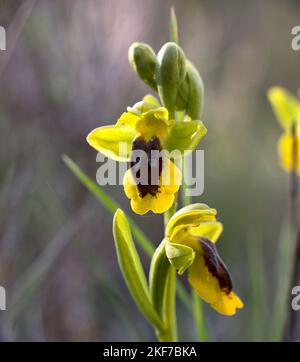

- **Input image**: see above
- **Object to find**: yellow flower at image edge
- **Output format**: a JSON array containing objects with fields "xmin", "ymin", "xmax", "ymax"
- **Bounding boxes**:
[
  {"xmin": 165, "ymin": 204, "xmax": 243, "ymax": 315},
  {"xmin": 268, "ymin": 86, "xmax": 300, "ymax": 175},
  {"xmin": 277, "ymin": 132, "xmax": 300, "ymax": 175}
]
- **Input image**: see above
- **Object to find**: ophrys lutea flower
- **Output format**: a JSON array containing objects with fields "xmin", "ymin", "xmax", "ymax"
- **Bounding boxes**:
[
  {"xmin": 268, "ymin": 87, "xmax": 300, "ymax": 175},
  {"xmin": 87, "ymin": 95, "xmax": 206, "ymax": 214},
  {"xmin": 163, "ymin": 203, "xmax": 243, "ymax": 315}
]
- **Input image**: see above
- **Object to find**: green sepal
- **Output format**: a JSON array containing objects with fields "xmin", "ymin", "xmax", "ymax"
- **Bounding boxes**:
[
  {"xmin": 185, "ymin": 61, "xmax": 204, "ymax": 120},
  {"xmin": 165, "ymin": 118, "xmax": 207, "ymax": 155},
  {"xmin": 149, "ymin": 240, "xmax": 171, "ymax": 317},
  {"xmin": 149, "ymin": 240, "xmax": 177, "ymax": 341},
  {"xmin": 128, "ymin": 42, "xmax": 157, "ymax": 91},
  {"xmin": 165, "ymin": 241, "xmax": 195, "ymax": 275}
]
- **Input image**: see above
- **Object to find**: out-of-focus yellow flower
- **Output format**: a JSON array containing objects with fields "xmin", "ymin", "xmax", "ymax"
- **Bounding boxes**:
[
  {"xmin": 277, "ymin": 133, "xmax": 300, "ymax": 175},
  {"xmin": 87, "ymin": 95, "xmax": 206, "ymax": 214},
  {"xmin": 164, "ymin": 204, "xmax": 243, "ymax": 316},
  {"xmin": 268, "ymin": 86, "xmax": 300, "ymax": 174}
]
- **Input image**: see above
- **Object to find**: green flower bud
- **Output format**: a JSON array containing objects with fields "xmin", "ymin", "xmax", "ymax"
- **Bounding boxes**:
[
  {"xmin": 185, "ymin": 60, "xmax": 204, "ymax": 119},
  {"xmin": 128, "ymin": 42, "xmax": 157, "ymax": 91},
  {"xmin": 175, "ymin": 76, "xmax": 189, "ymax": 111},
  {"xmin": 165, "ymin": 118, "xmax": 207, "ymax": 155},
  {"xmin": 156, "ymin": 42, "xmax": 186, "ymax": 116}
]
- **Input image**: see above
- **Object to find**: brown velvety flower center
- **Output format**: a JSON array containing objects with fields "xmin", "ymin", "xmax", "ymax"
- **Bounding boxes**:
[
  {"xmin": 130, "ymin": 136, "xmax": 163, "ymax": 198},
  {"xmin": 199, "ymin": 237, "xmax": 233, "ymax": 294}
]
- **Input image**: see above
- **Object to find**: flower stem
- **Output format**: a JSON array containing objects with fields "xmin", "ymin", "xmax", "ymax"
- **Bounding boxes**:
[
  {"xmin": 284, "ymin": 121, "xmax": 300, "ymax": 341},
  {"xmin": 157, "ymin": 199, "xmax": 178, "ymax": 342},
  {"xmin": 156, "ymin": 265, "xmax": 178, "ymax": 342},
  {"xmin": 181, "ymin": 155, "xmax": 208, "ymax": 341},
  {"xmin": 193, "ymin": 289, "xmax": 208, "ymax": 341}
]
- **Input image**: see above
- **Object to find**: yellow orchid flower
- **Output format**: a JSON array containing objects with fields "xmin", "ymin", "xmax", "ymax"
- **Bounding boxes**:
[
  {"xmin": 277, "ymin": 132, "xmax": 300, "ymax": 175},
  {"xmin": 87, "ymin": 95, "xmax": 205, "ymax": 214},
  {"xmin": 268, "ymin": 87, "xmax": 300, "ymax": 174},
  {"xmin": 164, "ymin": 203, "xmax": 243, "ymax": 316}
]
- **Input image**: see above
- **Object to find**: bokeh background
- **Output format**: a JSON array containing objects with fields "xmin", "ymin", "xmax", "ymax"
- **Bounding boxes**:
[{"xmin": 0, "ymin": 0, "xmax": 299, "ymax": 341}]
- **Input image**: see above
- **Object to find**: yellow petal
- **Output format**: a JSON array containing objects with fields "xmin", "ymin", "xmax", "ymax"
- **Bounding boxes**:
[
  {"xmin": 151, "ymin": 192, "xmax": 175, "ymax": 214},
  {"xmin": 277, "ymin": 132, "xmax": 300, "ymax": 175},
  {"xmin": 123, "ymin": 168, "xmax": 139, "ymax": 199},
  {"xmin": 188, "ymin": 243, "xmax": 243, "ymax": 316},
  {"xmin": 86, "ymin": 125, "xmax": 135, "ymax": 161},
  {"xmin": 135, "ymin": 112, "xmax": 173, "ymax": 144},
  {"xmin": 211, "ymin": 291, "xmax": 244, "ymax": 316},
  {"xmin": 116, "ymin": 112, "xmax": 140, "ymax": 128},
  {"xmin": 122, "ymin": 160, "xmax": 181, "ymax": 215},
  {"xmin": 161, "ymin": 158, "xmax": 182, "ymax": 192},
  {"xmin": 188, "ymin": 222, "xmax": 223, "ymax": 243},
  {"xmin": 268, "ymin": 87, "xmax": 300, "ymax": 131},
  {"xmin": 143, "ymin": 94, "xmax": 160, "ymax": 107},
  {"xmin": 166, "ymin": 203, "xmax": 217, "ymax": 240}
]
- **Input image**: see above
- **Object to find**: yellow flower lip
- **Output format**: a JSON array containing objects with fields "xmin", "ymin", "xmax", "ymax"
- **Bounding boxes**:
[
  {"xmin": 199, "ymin": 237, "xmax": 232, "ymax": 295},
  {"xmin": 130, "ymin": 135, "xmax": 162, "ymax": 199},
  {"xmin": 164, "ymin": 204, "xmax": 244, "ymax": 316},
  {"xmin": 123, "ymin": 157, "xmax": 182, "ymax": 215}
]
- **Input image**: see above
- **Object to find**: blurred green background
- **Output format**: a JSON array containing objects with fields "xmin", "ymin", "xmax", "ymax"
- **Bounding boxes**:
[{"xmin": 0, "ymin": 0, "xmax": 299, "ymax": 341}]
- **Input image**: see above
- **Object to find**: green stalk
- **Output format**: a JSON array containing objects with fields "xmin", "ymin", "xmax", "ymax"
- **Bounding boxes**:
[
  {"xmin": 154, "ymin": 199, "xmax": 178, "ymax": 342},
  {"xmin": 181, "ymin": 155, "xmax": 208, "ymax": 341},
  {"xmin": 192, "ymin": 289, "xmax": 208, "ymax": 341},
  {"xmin": 170, "ymin": 7, "xmax": 179, "ymax": 44},
  {"xmin": 158, "ymin": 264, "xmax": 177, "ymax": 341},
  {"xmin": 284, "ymin": 121, "xmax": 300, "ymax": 341}
]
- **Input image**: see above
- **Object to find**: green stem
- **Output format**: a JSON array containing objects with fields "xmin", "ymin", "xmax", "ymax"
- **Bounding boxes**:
[
  {"xmin": 181, "ymin": 155, "xmax": 208, "ymax": 341},
  {"xmin": 157, "ymin": 199, "xmax": 178, "ymax": 342},
  {"xmin": 193, "ymin": 290, "xmax": 208, "ymax": 341},
  {"xmin": 170, "ymin": 6, "xmax": 179, "ymax": 44},
  {"xmin": 284, "ymin": 121, "xmax": 300, "ymax": 341},
  {"xmin": 157, "ymin": 266, "xmax": 177, "ymax": 342}
]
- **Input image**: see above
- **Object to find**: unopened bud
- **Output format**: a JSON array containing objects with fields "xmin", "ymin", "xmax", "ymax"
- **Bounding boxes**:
[
  {"xmin": 128, "ymin": 42, "xmax": 157, "ymax": 91},
  {"xmin": 156, "ymin": 42, "xmax": 186, "ymax": 116}
]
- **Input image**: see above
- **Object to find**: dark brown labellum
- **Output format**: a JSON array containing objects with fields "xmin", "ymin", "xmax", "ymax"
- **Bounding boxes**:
[
  {"xmin": 199, "ymin": 237, "xmax": 233, "ymax": 294},
  {"xmin": 130, "ymin": 136, "xmax": 163, "ymax": 198}
]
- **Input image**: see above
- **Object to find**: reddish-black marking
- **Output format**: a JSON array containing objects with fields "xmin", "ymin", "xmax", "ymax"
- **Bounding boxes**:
[
  {"xmin": 130, "ymin": 136, "xmax": 163, "ymax": 198},
  {"xmin": 199, "ymin": 237, "xmax": 233, "ymax": 294}
]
